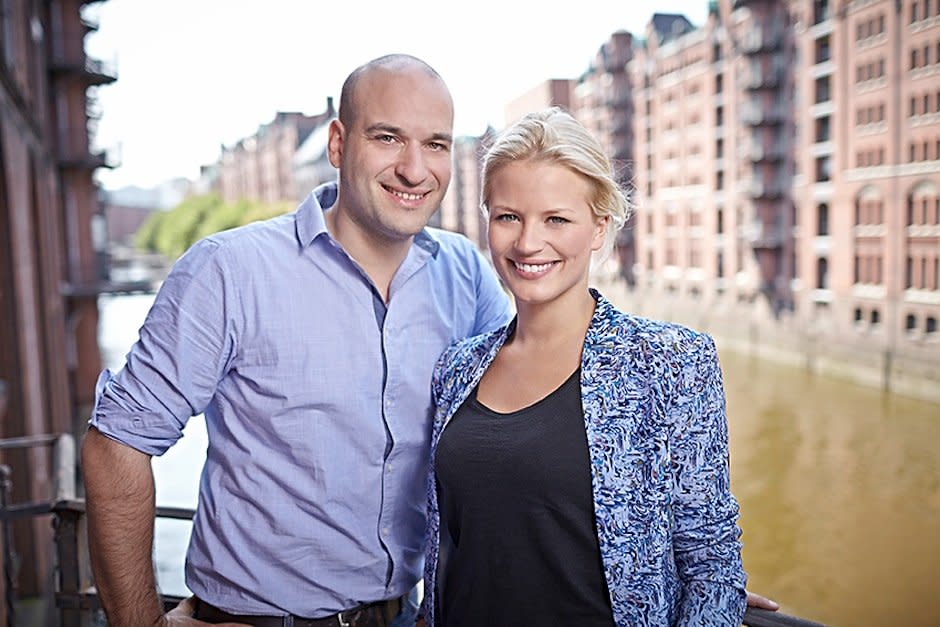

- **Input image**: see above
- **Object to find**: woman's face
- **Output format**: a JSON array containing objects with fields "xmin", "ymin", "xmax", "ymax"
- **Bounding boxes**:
[{"xmin": 485, "ymin": 159, "xmax": 607, "ymax": 309}]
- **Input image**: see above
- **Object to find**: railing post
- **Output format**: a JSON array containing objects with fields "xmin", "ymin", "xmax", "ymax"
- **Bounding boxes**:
[
  {"xmin": 1, "ymin": 465, "xmax": 14, "ymax": 627},
  {"xmin": 53, "ymin": 434, "xmax": 76, "ymax": 501},
  {"xmin": 53, "ymin": 502, "xmax": 87, "ymax": 627}
]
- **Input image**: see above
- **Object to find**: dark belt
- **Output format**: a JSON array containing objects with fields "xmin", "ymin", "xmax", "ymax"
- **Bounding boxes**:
[{"xmin": 193, "ymin": 595, "xmax": 404, "ymax": 627}]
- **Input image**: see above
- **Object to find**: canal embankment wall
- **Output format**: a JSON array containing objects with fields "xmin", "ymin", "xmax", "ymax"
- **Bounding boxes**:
[{"xmin": 593, "ymin": 276, "xmax": 940, "ymax": 405}]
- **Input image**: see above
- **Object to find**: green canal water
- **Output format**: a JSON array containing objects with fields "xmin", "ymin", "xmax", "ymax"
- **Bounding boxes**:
[{"xmin": 99, "ymin": 294, "xmax": 940, "ymax": 626}]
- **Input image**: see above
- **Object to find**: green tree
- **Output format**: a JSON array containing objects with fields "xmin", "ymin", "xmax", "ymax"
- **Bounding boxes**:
[{"xmin": 134, "ymin": 194, "xmax": 295, "ymax": 261}]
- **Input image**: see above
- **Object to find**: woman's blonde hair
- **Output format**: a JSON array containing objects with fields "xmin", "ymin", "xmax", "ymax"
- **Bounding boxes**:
[{"xmin": 481, "ymin": 107, "xmax": 633, "ymax": 262}]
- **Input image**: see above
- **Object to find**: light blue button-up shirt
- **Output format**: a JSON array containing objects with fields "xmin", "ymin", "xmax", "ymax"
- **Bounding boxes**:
[{"xmin": 90, "ymin": 183, "xmax": 512, "ymax": 617}]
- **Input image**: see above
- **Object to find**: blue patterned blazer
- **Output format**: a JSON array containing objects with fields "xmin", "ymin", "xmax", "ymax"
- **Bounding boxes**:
[{"xmin": 423, "ymin": 290, "xmax": 747, "ymax": 626}]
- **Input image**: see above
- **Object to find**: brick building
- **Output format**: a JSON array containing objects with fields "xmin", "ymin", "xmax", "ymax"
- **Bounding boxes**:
[
  {"xmin": 445, "ymin": 0, "xmax": 938, "ymax": 397},
  {"xmin": 1, "ymin": 0, "xmax": 115, "ymax": 613},
  {"xmin": 215, "ymin": 98, "xmax": 334, "ymax": 204}
]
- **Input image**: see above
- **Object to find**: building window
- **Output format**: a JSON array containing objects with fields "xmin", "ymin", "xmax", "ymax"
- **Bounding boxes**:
[
  {"xmin": 717, "ymin": 171, "xmax": 724, "ymax": 190},
  {"xmin": 815, "ymin": 76, "xmax": 831, "ymax": 103},
  {"xmin": 854, "ymin": 307, "xmax": 863, "ymax": 323},
  {"xmin": 928, "ymin": 317, "xmax": 938, "ymax": 333},
  {"xmin": 716, "ymin": 138, "xmax": 724, "ymax": 158},
  {"xmin": 871, "ymin": 308, "xmax": 881, "ymax": 325},
  {"xmin": 815, "ymin": 36, "xmax": 831, "ymax": 64},
  {"xmin": 717, "ymin": 208, "xmax": 724, "ymax": 233},
  {"xmin": 907, "ymin": 256, "xmax": 914, "ymax": 288},
  {"xmin": 814, "ymin": 0, "xmax": 831, "ymax": 23},
  {"xmin": 817, "ymin": 203, "xmax": 830, "ymax": 235},
  {"xmin": 717, "ymin": 252, "xmax": 725, "ymax": 277},
  {"xmin": 816, "ymin": 116, "xmax": 831, "ymax": 142},
  {"xmin": 912, "ymin": 0, "xmax": 919, "ymax": 23},
  {"xmin": 716, "ymin": 106, "xmax": 724, "ymax": 126},
  {"xmin": 907, "ymin": 314, "xmax": 918, "ymax": 331},
  {"xmin": 854, "ymin": 255, "xmax": 861, "ymax": 283},
  {"xmin": 815, "ymin": 156, "xmax": 832, "ymax": 182},
  {"xmin": 817, "ymin": 257, "xmax": 829, "ymax": 289},
  {"xmin": 716, "ymin": 73, "xmax": 723, "ymax": 94}
]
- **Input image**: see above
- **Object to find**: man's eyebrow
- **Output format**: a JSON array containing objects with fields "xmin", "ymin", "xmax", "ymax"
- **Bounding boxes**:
[
  {"xmin": 364, "ymin": 123, "xmax": 402, "ymax": 135},
  {"xmin": 429, "ymin": 132, "xmax": 453, "ymax": 144},
  {"xmin": 364, "ymin": 124, "xmax": 452, "ymax": 144}
]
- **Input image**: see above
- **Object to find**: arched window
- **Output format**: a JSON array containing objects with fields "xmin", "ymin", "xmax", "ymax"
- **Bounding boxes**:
[
  {"xmin": 909, "ymin": 181, "xmax": 939, "ymax": 226},
  {"xmin": 906, "ymin": 314, "xmax": 918, "ymax": 330}
]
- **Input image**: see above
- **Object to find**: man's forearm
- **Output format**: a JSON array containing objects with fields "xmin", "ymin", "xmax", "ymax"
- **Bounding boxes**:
[{"xmin": 82, "ymin": 426, "xmax": 165, "ymax": 626}]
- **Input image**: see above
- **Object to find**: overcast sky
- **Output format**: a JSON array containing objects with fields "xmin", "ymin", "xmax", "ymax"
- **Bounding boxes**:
[{"xmin": 84, "ymin": 0, "xmax": 708, "ymax": 190}]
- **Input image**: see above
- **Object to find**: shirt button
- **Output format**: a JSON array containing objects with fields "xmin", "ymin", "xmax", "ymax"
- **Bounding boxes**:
[
  {"xmin": 387, "ymin": 464, "xmax": 393, "ymax": 473},
  {"xmin": 383, "ymin": 527, "xmax": 390, "ymax": 536}
]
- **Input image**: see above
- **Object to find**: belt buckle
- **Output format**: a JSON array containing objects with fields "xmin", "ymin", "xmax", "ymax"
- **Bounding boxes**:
[{"xmin": 336, "ymin": 610, "xmax": 352, "ymax": 627}]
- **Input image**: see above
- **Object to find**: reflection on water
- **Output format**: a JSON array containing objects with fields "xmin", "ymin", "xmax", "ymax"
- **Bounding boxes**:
[
  {"xmin": 98, "ymin": 293, "xmax": 940, "ymax": 625},
  {"xmin": 723, "ymin": 350, "xmax": 940, "ymax": 626}
]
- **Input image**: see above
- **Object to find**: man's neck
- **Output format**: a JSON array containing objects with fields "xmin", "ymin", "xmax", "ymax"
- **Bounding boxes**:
[{"xmin": 324, "ymin": 208, "xmax": 413, "ymax": 302}]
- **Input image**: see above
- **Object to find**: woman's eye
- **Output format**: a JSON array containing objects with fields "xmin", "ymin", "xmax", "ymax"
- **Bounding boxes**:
[
  {"xmin": 548, "ymin": 216, "xmax": 569, "ymax": 224},
  {"xmin": 494, "ymin": 213, "xmax": 519, "ymax": 222}
]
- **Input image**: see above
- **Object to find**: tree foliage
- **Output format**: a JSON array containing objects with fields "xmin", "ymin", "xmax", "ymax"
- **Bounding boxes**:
[{"xmin": 135, "ymin": 194, "xmax": 294, "ymax": 260}]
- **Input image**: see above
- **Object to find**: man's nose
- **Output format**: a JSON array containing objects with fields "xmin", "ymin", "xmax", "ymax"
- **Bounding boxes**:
[{"xmin": 395, "ymin": 143, "xmax": 429, "ymax": 186}]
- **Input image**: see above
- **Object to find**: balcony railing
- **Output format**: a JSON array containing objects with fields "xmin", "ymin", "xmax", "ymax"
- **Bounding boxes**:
[
  {"xmin": 49, "ymin": 55, "xmax": 117, "ymax": 85},
  {"xmin": 0, "ymin": 425, "xmax": 827, "ymax": 626},
  {"xmin": 740, "ymin": 101, "xmax": 788, "ymax": 125},
  {"xmin": 48, "ymin": 499, "xmax": 828, "ymax": 627}
]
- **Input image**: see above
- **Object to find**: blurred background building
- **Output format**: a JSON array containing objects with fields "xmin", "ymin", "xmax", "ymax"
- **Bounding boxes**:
[
  {"xmin": 497, "ymin": 0, "xmax": 939, "ymax": 400},
  {"xmin": 0, "ymin": 0, "xmax": 116, "ymax": 616}
]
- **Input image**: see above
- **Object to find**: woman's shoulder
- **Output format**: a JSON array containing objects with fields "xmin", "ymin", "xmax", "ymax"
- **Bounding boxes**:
[
  {"xmin": 436, "ymin": 322, "xmax": 511, "ymax": 375},
  {"xmin": 592, "ymin": 291, "xmax": 707, "ymax": 349}
]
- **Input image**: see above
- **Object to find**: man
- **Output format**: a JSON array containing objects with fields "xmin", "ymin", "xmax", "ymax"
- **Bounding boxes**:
[{"xmin": 82, "ymin": 54, "xmax": 513, "ymax": 627}]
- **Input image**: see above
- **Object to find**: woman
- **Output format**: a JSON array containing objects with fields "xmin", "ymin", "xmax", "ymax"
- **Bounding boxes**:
[{"xmin": 423, "ymin": 108, "xmax": 747, "ymax": 626}]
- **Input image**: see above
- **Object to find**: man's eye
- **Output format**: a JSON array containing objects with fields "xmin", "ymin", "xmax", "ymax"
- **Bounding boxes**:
[
  {"xmin": 428, "ymin": 142, "xmax": 450, "ymax": 152},
  {"xmin": 376, "ymin": 135, "xmax": 396, "ymax": 143}
]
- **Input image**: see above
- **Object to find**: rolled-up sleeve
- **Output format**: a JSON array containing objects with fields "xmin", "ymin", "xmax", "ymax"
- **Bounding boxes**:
[
  {"xmin": 668, "ymin": 333, "xmax": 747, "ymax": 624},
  {"xmin": 90, "ymin": 238, "xmax": 236, "ymax": 456}
]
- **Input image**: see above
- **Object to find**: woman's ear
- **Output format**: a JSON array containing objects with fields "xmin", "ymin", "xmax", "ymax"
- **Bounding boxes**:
[{"xmin": 592, "ymin": 215, "xmax": 610, "ymax": 252}]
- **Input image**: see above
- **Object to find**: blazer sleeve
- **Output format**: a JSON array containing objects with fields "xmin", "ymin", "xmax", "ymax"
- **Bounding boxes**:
[{"xmin": 667, "ymin": 332, "xmax": 747, "ymax": 625}]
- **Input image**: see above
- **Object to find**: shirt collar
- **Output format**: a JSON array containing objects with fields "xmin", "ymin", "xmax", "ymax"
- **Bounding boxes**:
[{"xmin": 295, "ymin": 181, "xmax": 441, "ymax": 258}]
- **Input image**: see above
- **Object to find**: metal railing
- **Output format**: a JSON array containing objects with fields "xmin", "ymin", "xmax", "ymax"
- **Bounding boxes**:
[
  {"xmin": 0, "ymin": 408, "xmax": 825, "ymax": 627},
  {"xmin": 48, "ymin": 499, "xmax": 827, "ymax": 626},
  {"xmin": 0, "ymin": 432, "xmax": 76, "ymax": 627}
]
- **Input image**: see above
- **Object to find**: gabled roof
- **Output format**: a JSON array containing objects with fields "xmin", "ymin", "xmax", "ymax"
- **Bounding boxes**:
[{"xmin": 650, "ymin": 13, "xmax": 694, "ymax": 43}]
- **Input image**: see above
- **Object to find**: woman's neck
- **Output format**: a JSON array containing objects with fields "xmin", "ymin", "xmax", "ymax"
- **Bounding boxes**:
[{"xmin": 511, "ymin": 288, "xmax": 596, "ymax": 353}]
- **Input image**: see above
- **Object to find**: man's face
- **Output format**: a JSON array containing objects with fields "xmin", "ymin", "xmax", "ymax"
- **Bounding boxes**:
[{"xmin": 328, "ymin": 66, "xmax": 454, "ymax": 244}]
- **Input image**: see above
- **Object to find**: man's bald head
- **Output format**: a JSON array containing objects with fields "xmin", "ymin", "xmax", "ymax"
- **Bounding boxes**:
[{"xmin": 338, "ymin": 54, "xmax": 451, "ymax": 128}]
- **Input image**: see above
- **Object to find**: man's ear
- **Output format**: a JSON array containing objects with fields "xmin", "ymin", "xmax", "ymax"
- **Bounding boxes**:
[{"xmin": 327, "ymin": 119, "xmax": 344, "ymax": 168}]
